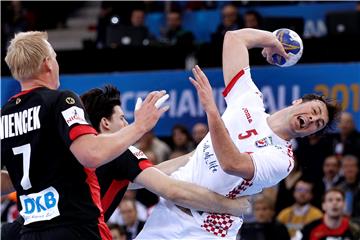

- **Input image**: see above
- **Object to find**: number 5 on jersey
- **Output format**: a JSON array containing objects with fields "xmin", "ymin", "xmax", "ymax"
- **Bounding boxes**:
[
  {"xmin": 12, "ymin": 144, "xmax": 32, "ymax": 190},
  {"xmin": 238, "ymin": 129, "xmax": 258, "ymax": 140}
]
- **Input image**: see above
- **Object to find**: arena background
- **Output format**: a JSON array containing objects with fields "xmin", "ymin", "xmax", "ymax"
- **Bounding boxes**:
[{"xmin": 1, "ymin": 1, "xmax": 360, "ymax": 239}]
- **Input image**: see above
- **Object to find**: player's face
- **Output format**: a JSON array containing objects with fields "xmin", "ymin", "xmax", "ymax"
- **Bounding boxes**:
[
  {"xmin": 108, "ymin": 105, "xmax": 128, "ymax": 133},
  {"xmin": 46, "ymin": 42, "xmax": 60, "ymax": 89},
  {"xmin": 288, "ymin": 99, "xmax": 329, "ymax": 137},
  {"xmin": 322, "ymin": 191, "xmax": 345, "ymax": 218}
]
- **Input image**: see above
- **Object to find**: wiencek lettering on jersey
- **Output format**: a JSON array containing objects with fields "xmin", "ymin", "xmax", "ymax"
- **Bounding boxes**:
[
  {"xmin": 0, "ymin": 106, "xmax": 41, "ymax": 140},
  {"xmin": 61, "ymin": 106, "xmax": 88, "ymax": 127},
  {"xmin": 19, "ymin": 186, "xmax": 60, "ymax": 225}
]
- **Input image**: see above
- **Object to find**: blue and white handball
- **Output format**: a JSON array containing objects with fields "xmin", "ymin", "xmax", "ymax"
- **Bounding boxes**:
[{"xmin": 272, "ymin": 28, "xmax": 303, "ymax": 67}]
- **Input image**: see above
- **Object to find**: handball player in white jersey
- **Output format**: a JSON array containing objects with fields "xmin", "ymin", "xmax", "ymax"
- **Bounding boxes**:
[{"xmin": 136, "ymin": 28, "xmax": 341, "ymax": 239}]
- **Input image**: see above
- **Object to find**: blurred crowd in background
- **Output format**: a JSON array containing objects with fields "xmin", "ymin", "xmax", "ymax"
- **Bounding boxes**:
[{"xmin": 1, "ymin": 1, "xmax": 360, "ymax": 240}]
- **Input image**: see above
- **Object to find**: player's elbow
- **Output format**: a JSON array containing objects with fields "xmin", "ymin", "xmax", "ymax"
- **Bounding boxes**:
[
  {"xmin": 72, "ymin": 145, "xmax": 104, "ymax": 168},
  {"xmin": 221, "ymin": 154, "xmax": 254, "ymax": 179},
  {"xmin": 76, "ymin": 150, "xmax": 102, "ymax": 168},
  {"xmin": 224, "ymin": 29, "xmax": 251, "ymax": 48}
]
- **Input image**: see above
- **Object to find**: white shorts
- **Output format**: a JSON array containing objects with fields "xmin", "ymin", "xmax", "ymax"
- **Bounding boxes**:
[{"xmin": 135, "ymin": 198, "xmax": 242, "ymax": 240}]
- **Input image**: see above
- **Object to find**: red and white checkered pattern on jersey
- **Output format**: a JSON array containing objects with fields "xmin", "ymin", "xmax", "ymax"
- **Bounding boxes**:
[
  {"xmin": 201, "ymin": 179, "xmax": 253, "ymax": 237},
  {"xmin": 226, "ymin": 179, "xmax": 253, "ymax": 199},
  {"xmin": 201, "ymin": 214, "xmax": 234, "ymax": 238}
]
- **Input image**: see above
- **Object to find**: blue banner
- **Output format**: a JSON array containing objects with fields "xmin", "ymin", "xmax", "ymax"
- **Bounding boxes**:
[{"xmin": 1, "ymin": 63, "xmax": 359, "ymax": 136}]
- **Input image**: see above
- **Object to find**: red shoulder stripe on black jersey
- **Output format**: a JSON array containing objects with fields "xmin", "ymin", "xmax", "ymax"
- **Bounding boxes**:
[
  {"xmin": 9, "ymin": 87, "xmax": 42, "ymax": 100},
  {"xmin": 222, "ymin": 69, "xmax": 245, "ymax": 97},
  {"xmin": 138, "ymin": 159, "xmax": 153, "ymax": 170},
  {"xmin": 69, "ymin": 125, "xmax": 97, "ymax": 141},
  {"xmin": 84, "ymin": 168, "xmax": 112, "ymax": 240},
  {"xmin": 310, "ymin": 217, "xmax": 349, "ymax": 240},
  {"xmin": 101, "ymin": 179, "xmax": 130, "ymax": 213}
]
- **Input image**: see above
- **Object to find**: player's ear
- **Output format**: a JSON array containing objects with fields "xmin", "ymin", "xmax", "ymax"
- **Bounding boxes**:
[
  {"xmin": 99, "ymin": 117, "xmax": 111, "ymax": 132},
  {"xmin": 292, "ymin": 99, "xmax": 303, "ymax": 105},
  {"xmin": 42, "ymin": 57, "xmax": 52, "ymax": 72}
]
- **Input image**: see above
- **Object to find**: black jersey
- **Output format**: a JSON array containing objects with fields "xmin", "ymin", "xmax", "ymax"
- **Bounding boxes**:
[
  {"xmin": 96, "ymin": 146, "xmax": 153, "ymax": 221},
  {"xmin": 301, "ymin": 217, "xmax": 356, "ymax": 240},
  {"xmin": 1, "ymin": 87, "xmax": 110, "ymax": 239}
]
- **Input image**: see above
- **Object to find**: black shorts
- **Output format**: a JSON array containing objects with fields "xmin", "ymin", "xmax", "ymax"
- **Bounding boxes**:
[{"xmin": 20, "ymin": 223, "xmax": 103, "ymax": 240}]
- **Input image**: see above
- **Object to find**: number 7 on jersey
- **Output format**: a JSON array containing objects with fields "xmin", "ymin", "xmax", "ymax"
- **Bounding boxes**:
[{"xmin": 12, "ymin": 144, "xmax": 32, "ymax": 190}]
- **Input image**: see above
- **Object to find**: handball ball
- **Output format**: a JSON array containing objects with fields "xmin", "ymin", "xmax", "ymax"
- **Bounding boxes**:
[{"xmin": 272, "ymin": 28, "xmax": 303, "ymax": 67}]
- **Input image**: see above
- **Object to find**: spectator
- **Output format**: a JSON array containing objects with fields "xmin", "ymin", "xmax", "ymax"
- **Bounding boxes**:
[
  {"xmin": 108, "ymin": 190, "xmax": 148, "ymax": 226},
  {"xmin": 329, "ymin": 112, "xmax": 360, "ymax": 161},
  {"xmin": 336, "ymin": 155, "xmax": 360, "ymax": 220},
  {"xmin": 277, "ymin": 179, "xmax": 323, "ymax": 238},
  {"xmin": 1, "ymin": 192, "xmax": 18, "ymax": 223},
  {"xmin": 192, "ymin": 122, "xmax": 208, "ymax": 145},
  {"xmin": 159, "ymin": 10, "xmax": 195, "ymax": 47},
  {"xmin": 135, "ymin": 131, "xmax": 171, "ymax": 164},
  {"xmin": 2, "ymin": 1, "xmax": 31, "ymax": 48},
  {"xmin": 171, "ymin": 124, "xmax": 194, "ymax": 153},
  {"xmin": 299, "ymin": 188, "xmax": 360, "ymax": 240},
  {"xmin": 239, "ymin": 195, "xmax": 290, "ymax": 240},
  {"xmin": 119, "ymin": 198, "xmax": 145, "ymax": 240},
  {"xmin": 108, "ymin": 223, "xmax": 127, "ymax": 240},
  {"xmin": 243, "ymin": 10, "xmax": 263, "ymax": 29},
  {"xmin": 211, "ymin": 4, "xmax": 243, "ymax": 46},
  {"xmin": 313, "ymin": 155, "xmax": 344, "ymax": 208},
  {"xmin": 105, "ymin": 8, "xmax": 156, "ymax": 48},
  {"xmin": 96, "ymin": 2, "xmax": 145, "ymax": 48}
]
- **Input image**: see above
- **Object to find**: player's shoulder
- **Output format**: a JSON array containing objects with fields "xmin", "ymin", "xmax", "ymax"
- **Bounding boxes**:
[{"xmin": 32, "ymin": 88, "xmax": 73, "ymax": 104}]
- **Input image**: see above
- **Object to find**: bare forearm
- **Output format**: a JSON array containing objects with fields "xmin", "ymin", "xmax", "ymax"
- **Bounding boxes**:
[
  {"xmin": 171, "ymin": 180, "xmax": 247, "ymax": 215},
  {"xmin": 206, "ymin": 109, "xmax": 254, "ymax": 179},
  {"xmin": 71, "ymin": 123, "xmax": 145, "ymax": 168},
  {"xmin": 226, "ymin": 28, "xmax": 277, "ymax": 50},
  {"xmin": 135, "ymin": 168, "xmax": 247, "ymax": 215},
  {"xmin": 1, "ymin": 171, "xmax": 15, "ymax": 196},
  {"xmin": 155, "ymin": 151, "xmax": 193, "ymax": 175}
]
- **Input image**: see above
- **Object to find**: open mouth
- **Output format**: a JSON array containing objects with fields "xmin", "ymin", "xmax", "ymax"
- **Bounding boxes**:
[{"xmin": 297, "ymin": 116, "xmax": 307, "ymax": 129}]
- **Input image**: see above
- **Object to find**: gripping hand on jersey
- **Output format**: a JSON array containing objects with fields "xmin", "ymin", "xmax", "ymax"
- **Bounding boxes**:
[{"xmin": 189, "ymin": 65, "xmax": 218, "ymax": 114}]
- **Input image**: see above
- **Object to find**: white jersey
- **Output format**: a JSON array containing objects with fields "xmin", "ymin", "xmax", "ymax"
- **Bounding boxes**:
[{"xmin": 136, "ymin": 67, "xmax": 294, "ymax": 239}]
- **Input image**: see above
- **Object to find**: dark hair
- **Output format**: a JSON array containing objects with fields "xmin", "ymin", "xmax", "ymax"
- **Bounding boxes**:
[
  {"xmin": 80, "ymin": 85, "xmax": 121, "ymax": 132},
  {"xmin": 301, "ymin": 94, "xmax": 342, "ymax": 135},
  {"xmin": 322, "ymin": 187, "xmax": 345, "ymax": 203},
  {"xmin": 244, "ymin": 10, "xmax": 263, "ymax": 28},
  {"xmin": 107, "ymin": 223, "xmax": 126, "ymax": 235},
  {"xmin": 172, "ymin": 124, "xmax": 192, "ymax": 140}
]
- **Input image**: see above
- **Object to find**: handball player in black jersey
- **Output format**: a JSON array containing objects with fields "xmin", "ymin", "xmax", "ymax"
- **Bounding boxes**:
[{"xmin": 1, "ymin": 31, "xmax": 169, "ymax": 240}]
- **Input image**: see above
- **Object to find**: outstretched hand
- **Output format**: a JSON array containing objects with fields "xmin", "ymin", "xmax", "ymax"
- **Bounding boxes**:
[{"xmin": 189, "ymin": 65, "xmax": 218, "ymax": 114}]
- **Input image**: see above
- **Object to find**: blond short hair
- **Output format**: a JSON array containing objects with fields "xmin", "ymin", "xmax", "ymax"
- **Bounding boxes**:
[{"xmin": 5, "ymin": 31, "xmax": 51, "ymax": 81}]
